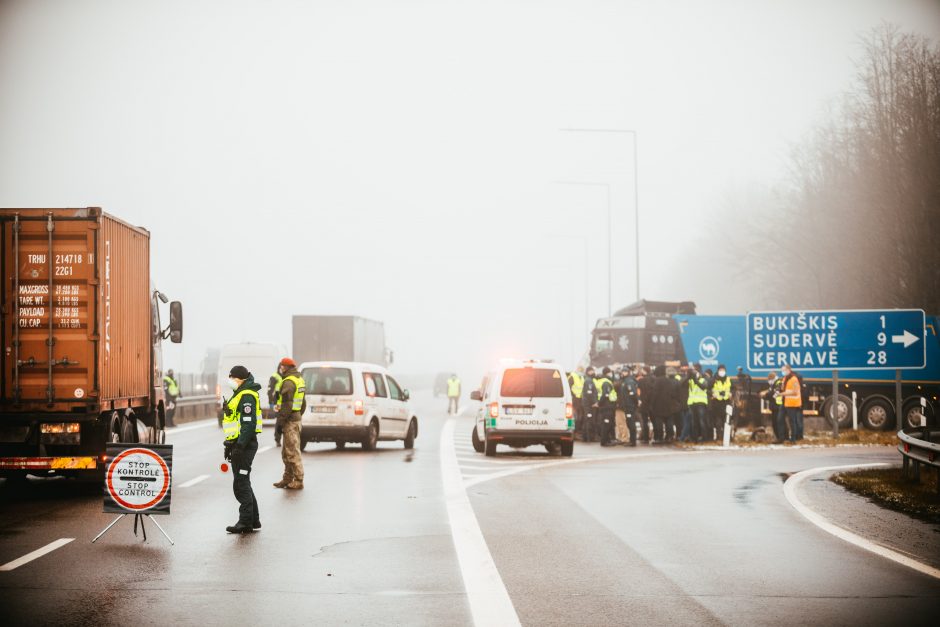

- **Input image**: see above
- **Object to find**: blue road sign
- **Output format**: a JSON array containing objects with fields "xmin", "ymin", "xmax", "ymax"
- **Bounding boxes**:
[{"xmin": 746, "ymin": 309, "xmax": 926, "ymax": 371}]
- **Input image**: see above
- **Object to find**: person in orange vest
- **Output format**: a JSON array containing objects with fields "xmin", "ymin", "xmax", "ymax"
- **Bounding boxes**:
[{"xmin": 780, "ymin": 363, "xmax": 803, "ymax": 442}]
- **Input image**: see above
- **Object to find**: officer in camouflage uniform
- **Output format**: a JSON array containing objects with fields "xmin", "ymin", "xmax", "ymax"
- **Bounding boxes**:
[{"xmin": 273, "ymin": 357, "xmax": 306, "ymax": 489}]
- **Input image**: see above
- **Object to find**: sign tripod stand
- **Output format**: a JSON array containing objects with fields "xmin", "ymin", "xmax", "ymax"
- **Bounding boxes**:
[{"xmin": 92, "ymin": 512, "xmax": 175, "ymax": 545}]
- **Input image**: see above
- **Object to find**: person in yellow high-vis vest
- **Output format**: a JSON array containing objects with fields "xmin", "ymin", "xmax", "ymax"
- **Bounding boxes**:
[
  {"xmin": 222, "ymin": 365, "xmax": 262, "ymax": 534},
  {"xmin": 447, "ymin": 374, "xmax": 461, "ymax": 415},
  {"xmin": 274, "ymin": 357, "xmax": 306, "ymax": 489},
  {"xmin": 709, "ymin": 364, "xmax": 733, "ymax": 442}
]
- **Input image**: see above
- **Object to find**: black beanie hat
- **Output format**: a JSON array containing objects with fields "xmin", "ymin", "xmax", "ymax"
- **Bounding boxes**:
[{"xmin": 229, "ymin": 365, "xmax": 250, "ymax": 380}]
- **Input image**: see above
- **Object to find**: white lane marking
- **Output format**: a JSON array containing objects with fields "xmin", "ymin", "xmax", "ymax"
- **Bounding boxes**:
[
  {"xmin": 0, "ymin": 538, "xmax": 74, "ymax": 571},
  {"xmin": 440, "ymin": 419, "xmax": 521, "ymax": 627},
  {"xmin": 457, "ymin": 405, "xmax": 468, "ymax": 416},
  {"xmin": 178, "ymin": 474, "xmax": 210, "ymax": 488},
  {"xmin": 462, "ymin": 450, "xmax": 695, "ymax": 489},
  {"xmin": 166, "ymin": 419, "xmax": 216, "ymax": 434},
  {"xmin": 257, "ymin": 445, "xmax": 273, "ymax": 454},
  {"xmin": 783, "ymin": 463, "xmax": 940, "ymax": 580}
]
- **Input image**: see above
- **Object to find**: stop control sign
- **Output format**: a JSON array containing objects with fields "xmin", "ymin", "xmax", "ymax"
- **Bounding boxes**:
[{"xmin": 103, "ymin": 444, "xmax": 173, "ymax": 515}]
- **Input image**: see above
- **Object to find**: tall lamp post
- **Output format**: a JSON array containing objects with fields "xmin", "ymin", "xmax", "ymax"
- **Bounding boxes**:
[
  {"xmin": 559, "ymin": 127, "xmax": 640, "ymax": 302},
  {"xmin": 553, "ymin": 181, "xmax": 612, "ymax": 316}
]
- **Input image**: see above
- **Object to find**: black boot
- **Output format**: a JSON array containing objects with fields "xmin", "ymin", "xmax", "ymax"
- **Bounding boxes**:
[
  {"xmin": 226, "ymin": 523, "xmax": 253, "ymax": 534},
  {"xmin": 252, "ymin": 521, "xmax": 262, "ymax": 530}
]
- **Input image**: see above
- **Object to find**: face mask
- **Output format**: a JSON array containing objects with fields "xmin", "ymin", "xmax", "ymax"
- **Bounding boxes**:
[
  {"xmin": 718, "ymin": 370, "xmax": 726, "ymax": 377},
  {"xmin": 228, "ymin": 378, "xmax": 239, "ymax": 389}
]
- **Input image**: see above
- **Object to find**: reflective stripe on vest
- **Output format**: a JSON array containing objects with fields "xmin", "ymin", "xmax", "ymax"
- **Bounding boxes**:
[
  {"xmin": 272, "ymin": 373, "xmax": 284, "ymax": 410},
  {"xmin": 772, "ymin": 379, "xmax": 783, "ymax": 405},
  {"xmin": 283, "ymin": 374, "xmax": 306, "ymax": 411},
  {"xmin": 688, "ymin": 377, "xmax": 708, "ymax": 405},
  {"xmin": 712, "ymin": 378, "xmax": 732, "ymax": 401},
  {"xmin": 163, "ymin": 376, "xmax": 179, "ymax": 396},
  {"xmin": 595, "ymin": 378, "xmax": 617, "ymax": 403},
  {"xmin": 569, "ymin": 372, "xmax": 584, "ymax": 398},
  {"xmin": 223, "ymin": 388, "xmax": 262, "ymax": 440}
]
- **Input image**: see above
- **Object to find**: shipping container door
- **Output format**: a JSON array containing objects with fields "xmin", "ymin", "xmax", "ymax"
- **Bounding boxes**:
[{"xmin": 2, "ymin": 214, "xmax": 97, "ymax": 404}]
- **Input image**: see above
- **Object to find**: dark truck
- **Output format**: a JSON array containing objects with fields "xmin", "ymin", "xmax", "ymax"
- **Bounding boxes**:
[{"xmin": 0, "ymin": 208, "xmax": 182, "ymax": 480}]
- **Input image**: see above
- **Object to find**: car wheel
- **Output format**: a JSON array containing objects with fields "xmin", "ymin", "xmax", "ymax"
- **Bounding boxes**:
[
  {"xmin": 335, "ymin": 440, "xmax": 346, "ymax": 450},
  {"xmin": 471, "ymin": 425, "xmax": 484, "ymax": 453},
  {"xmin": 561, "ymin": 440, "xmax": 574, "ymax": 457},
  {"xmin": 484, "ymin": 438, "xmax": 497, "ymax": 457},
  {"xmin": 861, "ymin": 398, "xmax": 895, "ymax": 431},
  {"xmin": 300, "ymin": 438, "xmax": 308, "ymax": 451},
  {"xmin": 404, "ymin": 420, "xmax": 416, "ymax": 449},
  {"xmin": 362, "ymin": 420, "xmax": 378, "ymax": 450}
]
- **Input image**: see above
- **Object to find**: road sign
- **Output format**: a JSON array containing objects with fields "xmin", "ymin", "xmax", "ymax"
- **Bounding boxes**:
[
  {"xmin": 746, "ymin": 309, "xmax": 926, "ymax": 371},
  {"xmin": 103, "ymin": 444, "xmax": 173, "ymax": 515}
]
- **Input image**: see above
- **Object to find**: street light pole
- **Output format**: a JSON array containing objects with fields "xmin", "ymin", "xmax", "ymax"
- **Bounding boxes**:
[
  {"xmin": 553, "ymin": 181, "xmax": 612, "ymax": 316},
  {"xmin": 559, "ymin": 127, "xmax": 640, "ymax": 302}
]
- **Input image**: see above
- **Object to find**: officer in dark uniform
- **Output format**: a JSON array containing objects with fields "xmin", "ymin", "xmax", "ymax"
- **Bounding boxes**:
[
  {"xmin": 222, "ymin": 365, "xmax": 262, "ymax": 534},
  {"xmin": 580, "ymin": 366, "xmax": 599, "ymax": 443},
  {"xmin": 617, "ymin": 367, "xmax": 640, "ymax": 446}
]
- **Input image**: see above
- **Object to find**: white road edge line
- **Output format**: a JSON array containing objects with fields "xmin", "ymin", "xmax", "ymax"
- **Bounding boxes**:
[
  {"xmin": 0, "ymin": 538, "xmax": 74, "ymax": 571},
  {"xmin": 257, "ymin": 445, "xmax": 273, "ymax": 454},
  {"xmin": 440, "ymin": 419, "xmax": 521, "ymax": 627},
  {"xmin": 178, "ymin": 474, "xmax": 210, "ymax": 488},
  {"xmin": 783, "ymin": 463, "xmax": 940, "ymax": 581},
  {"xmin": 166, "ymin": 419, "xmax": 216, "ymax": 434}
]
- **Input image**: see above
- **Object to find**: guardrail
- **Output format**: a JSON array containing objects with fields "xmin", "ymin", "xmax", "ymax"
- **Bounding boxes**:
[
  {"xmin": 171, "ymin": 394, "xmax": 219, "ymax": 425},
  {"xmin": 897, "ymin": 427, "xmax": 940, "ymax": 494}
]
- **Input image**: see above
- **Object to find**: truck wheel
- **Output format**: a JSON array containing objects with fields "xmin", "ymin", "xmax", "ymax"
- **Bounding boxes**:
[
  {"xmin": 902, "ymin": 398, "xmax": 934, "ymax": 429},
  {"xmin": 484, "ymin": 438, "xmax": 498, "ymax": 457},
  {"xmin": 861, "ymin": 398, "xmax": 895, "ymax": 431},
  {"xmin": 561, "ymin": 440, "xmax": 574, "ymax": 457},
  {"xmin": 403, "ymin": 420, "xmax": 416, "ymax": 449},
  {"xmin": 471, "ymin": 425, "xmax": 484, "ymax": 453},
  {"xmin": 109, "ymin": 412, "xmax": 122, "ymax": 443},
  {"xmin": 362, "ymin": 420, "xmax": 378, "ymax": 450},
  {"xmin": 335, "ymin": 441, "xmax": 346, "ymax": 450},
  {"xmin": 120, "ymin": 417, "xmax": 137, "ymax": 443},
  {"xmin": 821, "ymin": 394, "xmax": 852, "ymax": 428}
]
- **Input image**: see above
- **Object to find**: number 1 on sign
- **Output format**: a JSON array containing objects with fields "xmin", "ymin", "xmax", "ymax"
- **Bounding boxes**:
[{"xmin": 880, "ymin": 315, "xmax": 885, "ymax": 329}]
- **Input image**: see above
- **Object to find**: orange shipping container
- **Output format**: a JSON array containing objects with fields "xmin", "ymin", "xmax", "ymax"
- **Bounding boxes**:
[{"xmin": 1, "ymin": 208, "xmax": 151, "ymax": 412}]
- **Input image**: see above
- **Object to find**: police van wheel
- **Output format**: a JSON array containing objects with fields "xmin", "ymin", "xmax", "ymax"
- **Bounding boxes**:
[
  {"xmin": 300, "ymin": 438, "xmax": 308, "ymax": 451},
  {"xmin": 403, "ymin": 421, "xmax": 416, "ymax": 449},
  {"xmin": 471, "ymin": 426, "xmax": 484, "ymax": 453},
  {"xmin": 335, "ymin": 440, "xmax": 346, "ymax": 450},
  {"xmin": 362, "ymin": 420, "xmax": 379, "ymax": 451},
  {"xmin": 484, "ymin": 438, "xmax": 497, "ymax": 457},
  {"xmin": 560, "ymin": 440, "xmax": 574, "ymax": 457}
]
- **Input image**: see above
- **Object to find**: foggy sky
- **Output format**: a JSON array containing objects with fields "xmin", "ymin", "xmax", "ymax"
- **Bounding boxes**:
[{"xmin": 1, "ymin": 0, "xmax": 938, "ymax": 384}]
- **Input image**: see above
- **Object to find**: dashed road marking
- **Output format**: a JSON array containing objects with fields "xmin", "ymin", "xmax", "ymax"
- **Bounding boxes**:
[
  {"xmin": 440, "ymin": 419, "xmax": 521, "ymax": 627},
  {"xmin": 166, "ymin": 419, "xmax": 216, "ymax": 434},
  {"xmin": 178, "ymin": 474, "xmax": 210, "ymax": 488},
  {"xmin": 783, "ymin": 463, "xmax": 940, "ymax": 580},
  {"xmin": 0, "ymin": 538, "xmax": 74, "ymax": 571}
]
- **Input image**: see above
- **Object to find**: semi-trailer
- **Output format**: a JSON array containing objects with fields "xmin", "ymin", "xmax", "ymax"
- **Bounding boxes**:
[
  {"xmin": 0, "ymin": 208, "xmax": 182, "ymax": 479},
  {"xmin": 292, "ymin": 315, "xmax": 390, "ymax": 368},
  {"xmin": 584, "ymin": 300, "xmax": 939, "ymax": 430}
]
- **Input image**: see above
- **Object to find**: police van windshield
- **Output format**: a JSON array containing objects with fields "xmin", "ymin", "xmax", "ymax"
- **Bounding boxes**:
[
  {"xmin": 500, "ymin": 368, "xmax": 564, "ymax": 398},
  {"xmin": 302, "ymin": 367, "xmax": 353, "ymax": 395}
]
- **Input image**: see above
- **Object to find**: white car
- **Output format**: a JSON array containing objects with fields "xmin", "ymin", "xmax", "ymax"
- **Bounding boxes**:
[
  {"xmin": 298, "ymin": 361, "xmax": 418, "ymax": 451},
  {"xmin": 470, "ymin": 360, "xmax": 574, "ymax": 457}
]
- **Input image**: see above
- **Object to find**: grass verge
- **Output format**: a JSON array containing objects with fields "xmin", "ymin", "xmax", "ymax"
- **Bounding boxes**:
[{"xmin": 832, "ymin": 467, "xmax": 940, "ymax": 524}]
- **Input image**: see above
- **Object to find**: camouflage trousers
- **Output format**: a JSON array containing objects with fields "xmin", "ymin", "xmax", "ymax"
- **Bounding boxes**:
[{"xmin": 281, "ymin": 420, "xmax": 304, "ymax": 483}]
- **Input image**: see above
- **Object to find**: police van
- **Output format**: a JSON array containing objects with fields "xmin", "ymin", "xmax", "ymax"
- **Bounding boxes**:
[
  {"xmin": 298, "ymin": 361, "xmax": 418, "ymax": 451},
  {"xmin": 469, "ymin": 360, "xmax": 574, "ymax": 457}
]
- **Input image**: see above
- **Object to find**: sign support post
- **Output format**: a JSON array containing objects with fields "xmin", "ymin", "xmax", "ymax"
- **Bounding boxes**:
[
  {"xmin": 895, "ymin": 369, "xmax": 903, "ymax": 432},
  {"xmin": 830, "ymin": 370, "xmax": 840, "ymax": 439}
]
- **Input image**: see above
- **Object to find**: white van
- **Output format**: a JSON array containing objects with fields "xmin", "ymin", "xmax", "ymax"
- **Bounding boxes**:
[
  {"xmin": 298, "ymin": 361, "xmax": 418, "ymax": 451},
  {"xmin": 470, "ymin": 360, "xmax": 574, "ymax": 457},
  {"xmin": 216, "ymin": 342, "xmax": 286, "ymax": 423}
]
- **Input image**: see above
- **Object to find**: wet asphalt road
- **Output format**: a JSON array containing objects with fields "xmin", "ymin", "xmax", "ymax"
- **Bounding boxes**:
[{"xmin": 1, "ymin": 395, "xmax": 938, "ymax": 626}]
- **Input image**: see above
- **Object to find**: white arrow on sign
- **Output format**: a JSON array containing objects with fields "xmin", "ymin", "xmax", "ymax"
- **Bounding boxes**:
[{"xmin": 891, "ymin": 330, "xmax": 920, "ymax": 348}]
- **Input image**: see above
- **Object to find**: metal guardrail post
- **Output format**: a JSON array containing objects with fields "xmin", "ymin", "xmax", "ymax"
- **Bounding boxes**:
[{"xmin": 897, "ymin": 427, "xmax": 940, "ymax": 494}]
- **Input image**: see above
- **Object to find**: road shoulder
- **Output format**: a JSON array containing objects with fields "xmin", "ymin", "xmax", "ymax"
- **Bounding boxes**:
[{"xmin": 795, "ymin": 466, "xmax": 940, "ymax": 572}]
